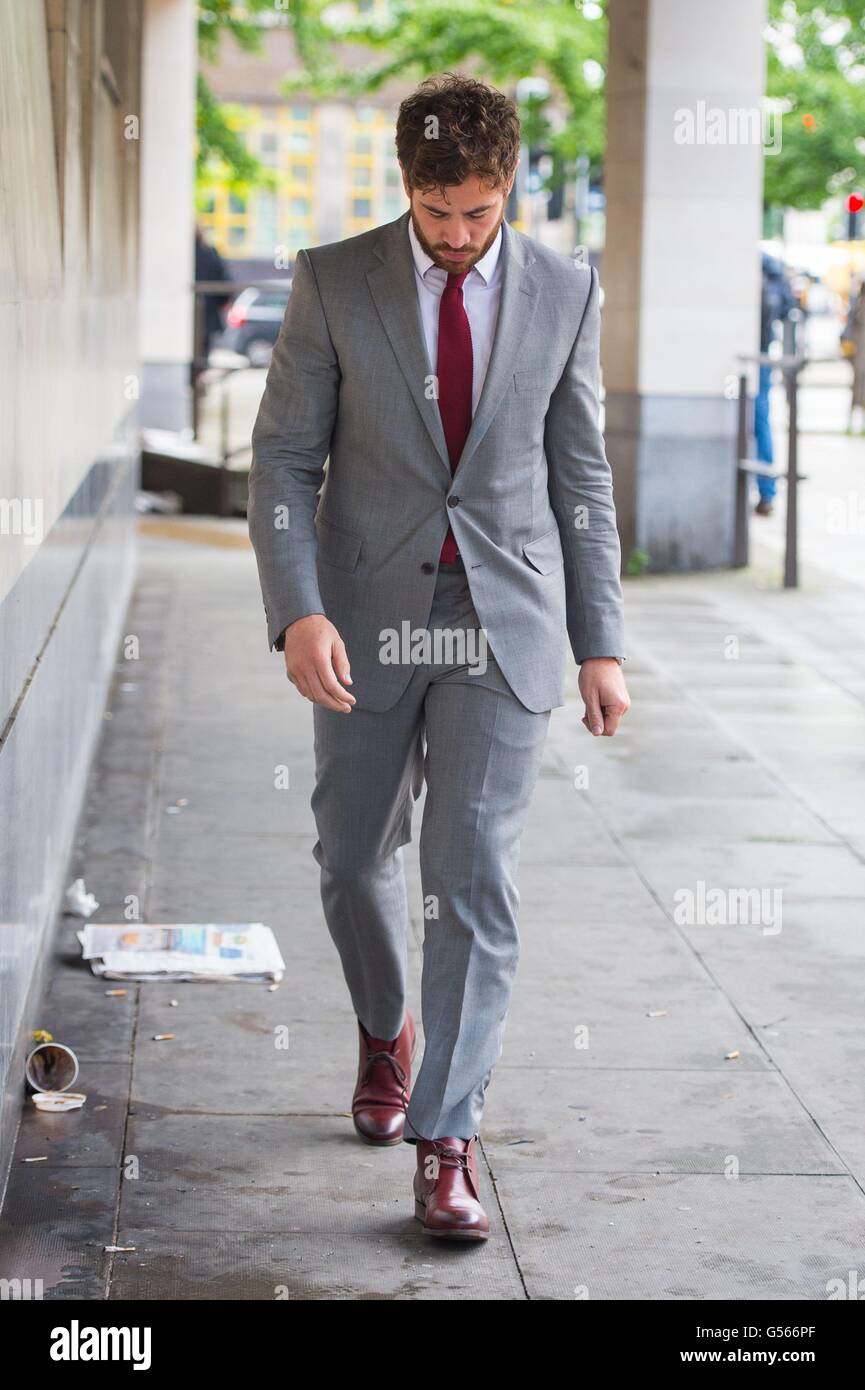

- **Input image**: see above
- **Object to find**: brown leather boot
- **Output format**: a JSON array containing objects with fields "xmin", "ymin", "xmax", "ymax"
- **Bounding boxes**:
[
  {"xmin": 352, "ymin": 1011, "xmax": 416, "ymax": 1145},
  {"xmin": 413, "ymin": 1136, "xmax": 489, "ymax": 1241}
]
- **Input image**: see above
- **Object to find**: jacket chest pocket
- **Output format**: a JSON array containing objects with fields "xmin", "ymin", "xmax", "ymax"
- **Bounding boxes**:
[{"xmin": 316, "ymin": 516, "xmax": 363, "ymax": 572}]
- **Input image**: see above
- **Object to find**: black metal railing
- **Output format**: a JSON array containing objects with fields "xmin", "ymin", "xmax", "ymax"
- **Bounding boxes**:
[
  {"xmin": 192, "ymin": 278, "xmax": 289, "ymax": 445},
  {"xmin": 734, "ymin": 350, "xmax": 806, "ymax": 588}
]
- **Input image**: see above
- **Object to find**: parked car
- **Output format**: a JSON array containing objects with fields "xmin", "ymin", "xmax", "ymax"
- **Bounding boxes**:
[{"xmin": 216, "ymin": 281, "xmax": 291, "ymax": 367}]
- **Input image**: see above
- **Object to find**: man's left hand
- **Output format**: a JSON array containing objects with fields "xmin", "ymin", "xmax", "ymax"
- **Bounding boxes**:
[{"xmin": 579, "ymin": 657, "xmax": 630, "ymax": 737}]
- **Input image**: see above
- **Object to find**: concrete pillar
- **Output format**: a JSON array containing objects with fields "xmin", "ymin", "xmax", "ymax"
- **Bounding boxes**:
[
  {"xmin": 139, "ymin": 0, "xmax": 197, "ymax": 430},
  {"xmin": 603, "ymin": 0, "xmax": 766, "ymax": 570},
  {"xmin": 316, "ymin": 103, "xmax": 346, "ymax": 245}
]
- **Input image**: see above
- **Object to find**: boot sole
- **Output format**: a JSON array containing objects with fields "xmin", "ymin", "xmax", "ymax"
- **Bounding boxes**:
[
  {"xmin": 414, "ymin": 1199, "xmax": 489, "ymax": 1241},
  {"xmin": 354, "ymin": 1129, "xmax": 404, "ymax": 1147}
]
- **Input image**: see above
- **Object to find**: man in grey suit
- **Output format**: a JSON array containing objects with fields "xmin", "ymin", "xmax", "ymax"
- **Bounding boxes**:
[{"xmin": 248, "ymin": 73, "xmax": 629, "ymax": 1242}]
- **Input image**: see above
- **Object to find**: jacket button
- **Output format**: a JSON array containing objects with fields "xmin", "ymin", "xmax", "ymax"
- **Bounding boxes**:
[
  {"xmin": 421, "ymin": 561, "xmax": 435, "ymax": 574},
  {"xmin": 447, "ymin": 495, "xmax": 460, "ymax": 508}
]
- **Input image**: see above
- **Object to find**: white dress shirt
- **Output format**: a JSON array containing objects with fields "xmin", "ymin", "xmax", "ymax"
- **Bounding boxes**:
[{"xmin": 407, "ymin": 216, "xmax": 504, "ymax": 416}]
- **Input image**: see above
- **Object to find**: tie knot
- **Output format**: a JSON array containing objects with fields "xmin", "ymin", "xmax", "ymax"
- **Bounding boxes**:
[{"xmin": 446, "ymin": 269, "xmax": 470, "ymax": 290}]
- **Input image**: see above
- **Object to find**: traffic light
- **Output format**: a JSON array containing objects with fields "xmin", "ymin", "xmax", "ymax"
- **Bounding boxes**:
[{"xmin": 847, "ymin": 191, "xmax": 864, "ymax": 240}]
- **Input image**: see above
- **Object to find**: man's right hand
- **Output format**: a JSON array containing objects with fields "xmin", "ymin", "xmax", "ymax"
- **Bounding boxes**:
[{"xmin": 283, "ymin": 614, "xmax": 356, "ymax": 713}]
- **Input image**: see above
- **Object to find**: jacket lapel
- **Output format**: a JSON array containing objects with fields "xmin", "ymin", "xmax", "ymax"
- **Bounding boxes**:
[
  {"xmin": 366, "ymin": 212, "xmax": 451, "ymax": 479},
  {"xmin": 459, "ymin": 218, "xmax": 539, "ymax": 474},
  {"xmin": 365, "ymin": 210, "xmax": 540, "ymax": 481}
]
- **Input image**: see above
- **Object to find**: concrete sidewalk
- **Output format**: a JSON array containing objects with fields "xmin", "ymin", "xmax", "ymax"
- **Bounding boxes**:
[{"xmin": 1, "ymin": 516, "xmax": 863, "ymax": 1300}]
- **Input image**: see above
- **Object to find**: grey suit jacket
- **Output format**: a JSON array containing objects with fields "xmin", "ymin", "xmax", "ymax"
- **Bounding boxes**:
[{"xmin": 248, "ymin": 209, "xmax": 625, "ymax": 713}]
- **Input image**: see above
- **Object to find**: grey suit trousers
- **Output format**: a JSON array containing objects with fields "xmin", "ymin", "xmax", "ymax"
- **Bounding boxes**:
[{"xmin": 311, "ymin": 560, "xmax": 550, "ymax": 1142}]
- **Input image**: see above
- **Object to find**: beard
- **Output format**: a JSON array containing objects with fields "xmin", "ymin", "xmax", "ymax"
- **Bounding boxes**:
[{"xmin": 409, "ymin": 203, "xmax": 505, "ymax": 274}]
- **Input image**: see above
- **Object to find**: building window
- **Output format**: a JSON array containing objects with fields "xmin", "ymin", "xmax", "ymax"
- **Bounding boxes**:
[
  {"xmin": 195, "ymin": 185, "xmax": 253, "ymax": 257},
  {"xmin": 256, "ymin": 190, "xmax": 278, "ymax": 252},
  {"xmin": 259, "ymin": 129, "xmax": 279, "ymax": 165},
  {"xmin": 345, "ymin": 104, "xmax": 400, "ymax": 232}
]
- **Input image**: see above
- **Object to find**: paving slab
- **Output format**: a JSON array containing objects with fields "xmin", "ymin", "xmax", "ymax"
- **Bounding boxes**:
[
  {"xmin": 517, "ymin": 780, "xmax": 629, "ymax": 866},
  {"xmin": 502, "ymin": 982, "xmax": 769, "ymax": 1071},
  {"xmin": 622, "ymin": 840, "xmax": 865, "ymax": 905},
  {"xmin": 39, "ymin": 965, "xmax": 138, "ymax": 1065},
  {"xmin": 576, "ymin": 754, "xmax": 785, "ymax": 801},
  {"xmin": 494, "ymin": 1173, "xmax": 865, "ymax": 1301},
  {"xmin": 753, "ymin": 1023, "xmax": 865, "ymax": 1186},
  {"xmin": 687, "ymin": 927, "xmax": 865, "ymax": 1028},
  {"xmin": 14, "ymin": 1061, "xmax": 130, "ymax": 1168},
  {"xmin": 0, "ymin": 1168, "xmax": 117, "ymax": 1300},
  {"xmin": 108, "ymin": 1226, "xmax": 525, "ymax": 1300},
  {"xmin": 483, "ymin": 1068, "xmax": 845, "ymax": 1175},
  {"xmin": 492, "ymin": 863, "xmax": 673, "ymax": 925},
  {"xmin": 589, "ymin": 793, "xmax": 836, "ymax": 844},
  {"xmin": 130, "ymin": 999, "xmax": 387, "ymax": 1116},
  {"xmin": 119, "ymin": 1113, "xmax": 485, "ymax": 1236}
]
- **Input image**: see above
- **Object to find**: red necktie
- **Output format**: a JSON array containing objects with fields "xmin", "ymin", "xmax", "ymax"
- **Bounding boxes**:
[{"xmin": 436, "ymin": 269, "xmax": 473, "ymax": 562}]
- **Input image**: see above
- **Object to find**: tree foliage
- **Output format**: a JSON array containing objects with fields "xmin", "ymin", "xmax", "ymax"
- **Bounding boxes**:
[
  {"xmin": 195, "ymin": 0, "xmax": 865, "ymax": 212},
  {"xmin": 766, "ymin": 0, "xmax": 865, "ymax": 209},
  {"xmin": 197, "ymin": 0, "xmax": 607, "ymax": 193},
  {"xmin": 283, "ymin": 0, "xmax": 607, "ymax": 185},
  {"xmin": 196, "ymin": 0, "xmax": 275, "ymax": 185}
]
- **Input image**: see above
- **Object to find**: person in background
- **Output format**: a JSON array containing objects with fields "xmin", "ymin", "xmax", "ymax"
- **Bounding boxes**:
[
  {"xmin": 754, "ymin": 253, "xmax": 796, "ymax": 517},
  {"xmin": 194, "ymin": 227, "xmax": 233, "ymax": 383},
  {"xmin": 844, "ymin": 275, "xmax": 865, "ymax": 434}
]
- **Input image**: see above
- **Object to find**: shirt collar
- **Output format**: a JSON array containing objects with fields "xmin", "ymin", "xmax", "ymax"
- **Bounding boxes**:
[{"xmin": 407, "ymin": 214, "xmax": 503, "ymax": 286}]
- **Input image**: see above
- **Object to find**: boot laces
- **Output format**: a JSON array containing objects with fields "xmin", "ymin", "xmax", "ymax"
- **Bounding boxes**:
[
  {"xmin": 434, "ymin": 1143, "xmax": 471, "ymax": 1172},
  {"xmin": 360, "ymin": 1049, "xmax": 407, "ymax": 1094}
]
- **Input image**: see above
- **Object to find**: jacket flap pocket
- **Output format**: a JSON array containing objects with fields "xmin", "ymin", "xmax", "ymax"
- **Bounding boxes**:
[
  {"xmin": 522, "ymin": 526, "xmax": 564, "ymax": 574},
  {"xmin": 316, "ymin": 516, "xmax": 362, "ymax": 572}
]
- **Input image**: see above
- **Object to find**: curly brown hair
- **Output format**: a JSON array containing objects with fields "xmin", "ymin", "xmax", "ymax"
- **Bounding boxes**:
[{"xmin": 395, "ymin": 73, "xmax": 521, "ymax": 198}]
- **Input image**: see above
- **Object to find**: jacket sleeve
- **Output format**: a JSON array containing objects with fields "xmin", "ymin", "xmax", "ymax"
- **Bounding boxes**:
[
  {"xmin": 247, "ymin": 248, "xmax": 340, "ymax": 652},
  {"xmin": 543, "ymin": 264, "xmax": 626, "ymax": 665}
]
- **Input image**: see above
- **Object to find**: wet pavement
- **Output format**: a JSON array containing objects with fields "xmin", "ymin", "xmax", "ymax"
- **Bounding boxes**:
[{"xmin": 0, "ymin": 497, "xmax": 863, "ymax": 1300}]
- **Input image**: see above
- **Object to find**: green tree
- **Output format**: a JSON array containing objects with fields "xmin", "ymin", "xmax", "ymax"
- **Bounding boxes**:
[
  {"xmin": 765, "ymin": 0, "xmax": 865, "ymax": 210},
  {"xmin": 279, "ymin": 0, "xmax": 608, "ymax": 192},
  {"xmin": 196, "ymin": 0, "xmax": 865, "ymax": 213},
  {"xmin": 279, "ymin": 0, "xmax": 865, "ymax": 211},
  {"xmin": 197, "ymin": 0, "xmax": 275, "ymax": 185}
]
